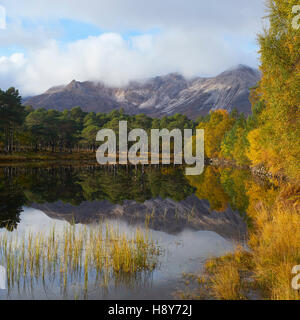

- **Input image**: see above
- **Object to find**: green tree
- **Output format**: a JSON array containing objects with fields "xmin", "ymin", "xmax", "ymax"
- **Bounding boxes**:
[{"xmin": 0, "ymin": 88, "xmax": 25, "ymax": 152}]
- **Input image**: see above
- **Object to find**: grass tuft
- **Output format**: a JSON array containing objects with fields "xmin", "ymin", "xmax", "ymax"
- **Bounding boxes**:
[{"xmin": 0, "ymin": 222, "xmax": 160, "ymax": 293}]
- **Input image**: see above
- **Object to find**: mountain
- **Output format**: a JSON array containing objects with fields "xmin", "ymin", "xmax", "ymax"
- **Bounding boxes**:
[
  {"xmin": 24, "ymin": 65, "xmax": 260, "ymax": 119},
  {"xmin": 32, "ymin": 195, "xmax": 247, "ymax": 240}
]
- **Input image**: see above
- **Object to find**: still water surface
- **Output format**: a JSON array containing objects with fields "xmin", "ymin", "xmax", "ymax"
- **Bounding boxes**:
[{"xmin": 0, "ymin": 165, "xmax": 273, "ymax": 299}]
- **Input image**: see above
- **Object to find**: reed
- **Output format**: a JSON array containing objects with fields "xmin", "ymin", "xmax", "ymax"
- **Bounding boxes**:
[
  {"xmin": 194, "ymin": 183, "xmax": 300, "ymax": 300},
  {"xmin": 0, "ymin": 222, "xmax": 160, "ymax": 293}
]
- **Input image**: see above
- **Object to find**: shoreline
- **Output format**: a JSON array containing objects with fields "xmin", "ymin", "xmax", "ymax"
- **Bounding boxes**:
[{"xmin": 0, "ymin": 152, "xmax": 287, "ymax": 183}]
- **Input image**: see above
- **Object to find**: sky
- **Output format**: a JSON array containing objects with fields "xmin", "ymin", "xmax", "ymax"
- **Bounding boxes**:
[{"xmin": 0, "ymin": 0, "xmax": 266, "ymax": 96}]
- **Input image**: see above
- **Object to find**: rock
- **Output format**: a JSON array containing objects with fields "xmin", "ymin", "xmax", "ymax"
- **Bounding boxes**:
[{"xmin": 24, "ymin": 65, "xmax": 260, "ymax": 119}]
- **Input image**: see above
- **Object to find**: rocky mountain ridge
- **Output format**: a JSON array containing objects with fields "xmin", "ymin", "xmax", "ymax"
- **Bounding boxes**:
[{"xmin": 24, "ymin": 64, "xmax": 260, "ymax": 119}]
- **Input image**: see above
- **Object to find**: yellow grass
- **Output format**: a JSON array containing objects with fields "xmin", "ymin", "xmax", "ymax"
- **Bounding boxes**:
[
  {"xmin": 203, "ymin": 248, "xmax": 253, "ymax": 300},
  {"xmin": 249, "ymin": 202, "xmax": 300, "ymax": 300},
  {"xmin": 0, "ymin": 222, "xmax": 160, "ymax": 291},
  {"xmin": 198, "ymin": 184, "xmax": 300, "ymax": 300}
]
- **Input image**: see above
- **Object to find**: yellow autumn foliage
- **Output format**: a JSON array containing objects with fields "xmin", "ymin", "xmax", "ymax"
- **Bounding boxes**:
[{"xmin": 248, "ymin": 0, "xmax": 300, "ymax": 180}]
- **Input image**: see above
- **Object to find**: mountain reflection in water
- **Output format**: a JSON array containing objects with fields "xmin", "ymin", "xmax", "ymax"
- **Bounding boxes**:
[
  {"xmin": 0, "ymin": 165, "xmax": 253, "ymax": 239},
  {"xmin": 0, "ymin": 165, "xmax": 275, "ymax": 299}
]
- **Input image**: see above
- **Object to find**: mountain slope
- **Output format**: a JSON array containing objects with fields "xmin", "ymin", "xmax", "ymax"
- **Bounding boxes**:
[
  {"xmin": 24, "ymin": 65, "xmax": 260, "ymax": 118},
  {"xmin": 32, "ymin": 195, "xmax": 247, "ymax": 240}
]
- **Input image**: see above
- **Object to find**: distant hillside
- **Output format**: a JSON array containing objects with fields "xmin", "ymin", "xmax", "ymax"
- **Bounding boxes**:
[
  {"xmin": 32, "ymin": 195, "xmax": 247, "ymax": 240},
  {"xmin": 24, "ymin": 65, "xmax": 260, "ymax": 119}
]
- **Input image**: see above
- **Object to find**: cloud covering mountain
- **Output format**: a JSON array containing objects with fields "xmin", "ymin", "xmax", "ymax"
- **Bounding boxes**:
[
  {"xmin": 0, "ymin": 0, "xmax": 265, "ymax": 95},
  {"xmin": 24, "ymin": 65, "xmax": 260, "ymax": 118}
]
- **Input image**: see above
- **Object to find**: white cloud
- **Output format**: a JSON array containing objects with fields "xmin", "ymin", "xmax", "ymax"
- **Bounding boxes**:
[
  {"xmin": 0, "ymin": 30, "xmax": 259, "ymax": 95},
  {"xmin": 0, "ymin": 53, "xmax": 26, "ymax": 88},
  {"xmin": 1, "ymin": 0, "xmax": 265, "ymax": 34},
  {"xmin": 0, "ymin": 0, "xmax": 266, "ymax": 95},
  {"xmin": 0, "ymin": 18, "xmax": 57, "ymax": 49}
]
